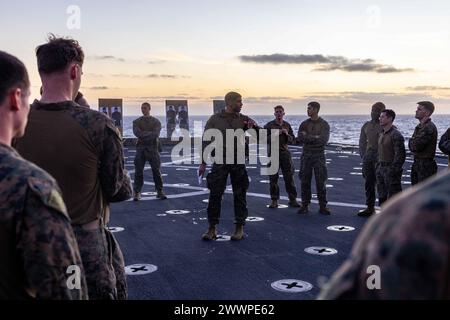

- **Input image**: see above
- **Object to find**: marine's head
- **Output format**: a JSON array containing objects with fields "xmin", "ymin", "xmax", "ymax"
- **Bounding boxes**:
[
  {"xmin": 274, "ymin": 105, "xmax": 285, "ymax": 121},
  {"xmin": 371, "ymin": 102, "xmax": 385, "ymax": 121},
  {"xmin": 141, "ymin": 102, "xmax": 151, "ymax": 116},
  {"xmin": 0, "ymin": 51, "xmax": 31, "ymax": 140},
  {"xmin": 415, "ymin": 101, "xmax": 434, "ymax": 121},
  {"xmin": 225, "ymin": 91, "xmax": 243, "ymax": 113},
  {"xmin": 36, "ymin": 34, "xmax": 84, "ymax": 101},
  {"xmin": 379, "ymin": 109, "xmax": 396, "ymax": 127},
  {"xmin": 307, "ymin": 101, "xmax": 320, "ymax": 118}
]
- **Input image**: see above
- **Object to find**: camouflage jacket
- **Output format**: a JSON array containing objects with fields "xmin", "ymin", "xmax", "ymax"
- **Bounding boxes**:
[
  {"xmin": 297, "ymin": 117, "xmax": 330, "ymax": 153},
  {"xmin": 359, "ymin": 120, "xmax": 383, "ymax": 158},
  {"xmin": 318, "ymin": 170, "xmax": 450, "ymax": 299},
  {"xmin": 408, "ymin": 119, "xmax": 437, "ymax": 159},
  {"xmin": 201, "ymin": 110, "xmax": 260, "ymax": 164},
  {"xmin": 439, "ymin": 128, "xmax": 450, "ymax": 155},
  {"xmin": 133, "ymin": 116, "xmax": 162, "ymax": 147},
  {"xmin": 378, "ymin": 126, "xmax": 406, "ymax": 172},
  {"xmin": 14, "ymin": 100, "xmax": 132, "ymax": 225},
  {"xmin": 264, "ymin": 120, "xmax": 295, "ymax": 152},
  {"xmin": 0, "ymin": 143, "xmax": 88, "ymax": 300}
]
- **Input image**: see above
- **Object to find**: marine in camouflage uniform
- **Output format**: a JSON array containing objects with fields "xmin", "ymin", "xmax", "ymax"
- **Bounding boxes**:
[
  {"xmin": 318, "ymin": 169, "xmax": 450, "ymax": 299},
  {"xmin": 357, "ymin": 102, "xmax": 385, "ymax": 216},
  {"xmin": 408, "ymin": 101, "xmax": 438, "ymax": 185},
  {"xmin": 15, "ymin": 100, "xmax": 132, "ymax": 300},
  {"xmin": 199, "ymin": 92, "xmax": 260, "ymax": 241},
  {"xmin": 376, "ymin": 110, "xmax": 406, "ymax": 206},
  {"xmin": 14, "ymin": 35, "xmax": 131, "ymax": 300},
  {"xmin": 439, "ymin": 127, "xmax": 450, "ymax": 166},
  {"xmin": 133, "ymin": 102, "xmax": 166, "ymax": 200},
  {"xmin": 0, "ymin": 144, "xmax": 88, "ymax": 300},
  {"xmin": 0, "ymin": 50, "xmax": 88, "ymax": 300},
  {"xmin": 296, "ymin": 102, "xmax": 331, "ymax": 214},
  {"xmin": 264, "ymin": 106, "xmax": 299, "ymax": 208}
]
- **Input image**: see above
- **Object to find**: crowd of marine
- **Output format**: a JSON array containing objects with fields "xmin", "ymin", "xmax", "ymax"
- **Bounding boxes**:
[{"xmin": 1, "ymin": 36, "xmax": 450, "ymax": 300}]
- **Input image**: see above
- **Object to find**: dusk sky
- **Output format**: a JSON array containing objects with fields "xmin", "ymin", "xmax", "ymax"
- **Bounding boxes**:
[{"xmin": 1, "ymin": 0, "xmax": 450, "ymax": 115}]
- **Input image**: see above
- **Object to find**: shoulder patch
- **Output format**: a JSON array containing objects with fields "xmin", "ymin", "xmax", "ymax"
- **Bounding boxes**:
[{"xmin": 28, "ymin": 176, "xmax": 68, "ymax": 216}]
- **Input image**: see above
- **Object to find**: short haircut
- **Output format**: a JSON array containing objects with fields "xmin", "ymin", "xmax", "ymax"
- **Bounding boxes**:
[
  {"xmin": 142, "ymin": 102, "xmax": 151, "ymax": 108},
  {"xmin": 0, "ymin": 51, "xmax": 30, "ymax": 105},
  {"xmin": 36, "ymin": 34, "xmax": 84, "ymax": 74},
  {"xmin": 372, "ymin": 102, "xmax": 386, "ymax": 112},
  {"xmin": 417, "ymin": 101, "xmax": 435, "ymax": 115},
  {"xmin": 274, "ymin": 105, "xmax": 284, "ymax": 112},
  {"xmin": 225, "ymin": 91, "xmax": 241, "ymax": 105},
  {"xmin": 308, "ymin": 101, "xmax": 320, "ymax": 111},
  {"xmin": 382, "ymin": 109, "xmax": 396, "ymax": 121}
]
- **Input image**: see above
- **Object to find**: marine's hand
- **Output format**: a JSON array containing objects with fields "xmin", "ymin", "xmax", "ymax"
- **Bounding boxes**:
[
  {"xmin": 198, "ymin": 164, "xmax": 207, "ymax": 177},
  {"xmin": 281, "ymin": 128, "xmax": 289, "ymax": 135}
]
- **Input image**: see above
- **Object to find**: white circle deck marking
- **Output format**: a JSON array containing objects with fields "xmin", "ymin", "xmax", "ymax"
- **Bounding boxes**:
[
  {"xmin": 327, "ymin": 225, "xmax": 355, "ymax": 232},
  {"xmin": 202, "ymin": 199, "xmax": 209, "ymax": 203},
  {"xmin": 166, "ymin": 209, "xmax": 190, "ymax": 215},
  {"xmin": 246, "ymin": 217, "xmax": 264, "ymax": 222},
  {"xmin": 246, "ymin": 166, "xmax": 257, "ymax": 169},
  {"xmin": 161, "ymin": 174, "xmax": 168, "ymax": 177},
  {"xmin": 215, "ymin": 235, "xmax": 231, "ymax": 242},
  {"xmin": 157, "ymin": 214, "xmax": 167, "ymax": 217},
  {"xmin": 326, "ymin": 184, "xmax": 334, "ymax": 188},
  {"xmin": 141, "ymin": 192, "xmax": 157, "ymax": 196},
  {"xmin": 173, "ymin": 183, "xmax": 190, "ymax": 187},
  {"xmin": 338, "ymin": 155, "xmax": 349, "ymax": 158},
  {"xmin": 125, "ymin": 264, "xmax": 157, "ymax": 276},
  {"xmin": 271, "ymin": 279, "xmax": 313, "ymax": 293},
  {"xmin": 260, "ymin": 180, "xmax": 270, "ymax": 184},
  {"xmin": 353, "ymin": 167, "xmax": 362, "ymax": 170},
  {"xmin": 328, "ymin": 177, "xmax": 343, "ymax": 181},
  {"xmin": 350, "ymin": 172, "xmax": 363, "ymax": 175},
  {"xmin": 305, "ymin": 247, "xmax": 338, "ymax": 255},
  {"xmin": 107, "ymin": 227, "xmax": 124, "ymax": 233},
  {"xmin": 266, "ymin": 204, "xmax": 288, "ymax": 209},
  {"xmin": 402, "ymin": 181, "xmax": 412, "ymax": 185},
  {"xmin": 176, "ymin": 168, "xmax": 190, "ymax": 171}
]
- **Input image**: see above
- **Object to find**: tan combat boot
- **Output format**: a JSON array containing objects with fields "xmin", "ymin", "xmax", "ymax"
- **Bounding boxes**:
[
  {"xmin": 133, "ymin": 192, "xmax": 141, "ymax": 201},
  {"xmin": 202, "ymin": 226, "xmax": 217, "ymax": 241},
  {"xmin": 231, "ymin": 225, "xmax": 244, "ymax": 241},
  {"xmin": 268, "ymin": 199, "xmax": 278, "ymax": 208}
]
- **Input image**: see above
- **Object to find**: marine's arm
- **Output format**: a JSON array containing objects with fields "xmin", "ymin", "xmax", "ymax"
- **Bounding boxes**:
[
  {"xmin": 392, "ymin": 131, "xmax": 406, "ymax": 172},
  {"xmin": 409, "ymin": 124, "xmax": 436, "ymax": 153},
  {"xmin": 359, "ymin": 124, "xmax": 367, "ymax": 158},
  {"xmin": 439, "ymin": 128, "xmax": 450, "ymax": 155},
  {"xmin": 17, "ymin": 180, "xmax": 88, "ymax": 300},
  {"xmin": 99, "ymin": 122, "xmax": 132, "ymax": 202}
]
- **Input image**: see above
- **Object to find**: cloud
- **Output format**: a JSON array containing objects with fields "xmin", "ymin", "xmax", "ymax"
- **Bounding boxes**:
[
  {"xmin": 239, "ymin": 54, "xmax": 414, "ymax": 73},
  {"xmin": 111, "ymin": 74, "xmax": 190, "ymax": 79},
  {"xmin": 90, "ymin": 55, "xmax": 125, "ymax": 62},
  {"xmin": 406, "ymin": 86, "xmax": 450, "ymax": 91},
  {"xmin": 88, "ymin": 86, "xmax": 110, "ymax": 90}
]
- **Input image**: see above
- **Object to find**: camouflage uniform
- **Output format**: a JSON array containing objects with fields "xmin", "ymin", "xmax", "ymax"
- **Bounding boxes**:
[
  {"xmin": 359, "ymin": 120, "xmax": 383, "ymax": 208},
  {"xmin": 202, "ymin": 111, "xmax": 259, "ymax": 226},
  {"xmin": 133, "ymin": 116, "xmax": 164, "ymax": 194},
  {"xmin": 408, "ymin": 119, "xmax": 438, "ymax": 185},
  {"xmin": 0, "ymin": 143, "xmax": 88, "ymax": 300},
  {"xmin": 297, "ymin": 117, "xmax": 330, "ymax": 207},
  {"xmin": 376, "ymin": 126, "xmax": 406, "ymax": 205},
  {"xmin": 15, "ymin": 100, "xmax": 132, "ymax": 300},
  {"xmin": 439, "ymin": 128, "xmax": 450, "ymax": 166},
  {"xmin": 264, "ymin": 120, "xmax": 298, "ymax": 202},
  {"xmin": 318, "ymin": 170, "xmax": 450, "ymax": 299}
]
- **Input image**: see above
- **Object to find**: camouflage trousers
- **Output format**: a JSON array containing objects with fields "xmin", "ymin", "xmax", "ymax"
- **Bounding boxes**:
[
  {"xmin": 411, "ymin": 158, "xmax": 437, "ymax": 185},
  {"xmin": 269, "ymin": 150, "xmax": 298, "ymax": 201},
  {"xmin": 299, "ymin": 152, "xmax": 328, "ymax": 206},
  {"xmin": 362, "ymin": 151, "xmax": 378, "ymax": 207},
  {"xmin": 73, "ymin": 225, "xmax": 127, "ymax": 300},
  {"xmin": 376, "ymin": 163, "xmax": 402, "ymax": 205},
  {"xmin": 206, "ymin": 164, "xmax": 249, "ymax": 226},
  {"xmin": 134, "ymin": 147, "xmax": 163, "ymax": 193}
]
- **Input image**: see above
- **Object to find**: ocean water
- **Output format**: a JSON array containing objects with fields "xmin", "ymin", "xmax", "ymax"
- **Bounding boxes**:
[{"xmin": 123, "ymin": 115, "xmax": 450, "ymax": 146}]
